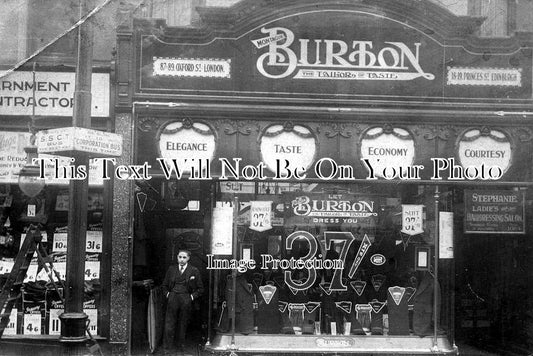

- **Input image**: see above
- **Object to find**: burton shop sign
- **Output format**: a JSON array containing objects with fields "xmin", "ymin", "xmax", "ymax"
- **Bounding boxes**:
[
  {"xmin": 139, "ymin": 8, "xmax": 532, "ymax": 102},
  {"xmin": 464, "ymin": 190, "xmax": 525, "ymax": 234},
  {"xmin": 284, "ymin": 193, "xmax": 378, "ymax": 229}
]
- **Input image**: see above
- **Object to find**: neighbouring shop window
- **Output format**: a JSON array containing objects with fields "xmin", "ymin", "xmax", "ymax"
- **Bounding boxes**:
[
  {"xmin": 211, "ymin": 182, "xmax": 444, "ymax": 337},
  {"xmin": 0, "ymin": 184, "xmax": 103, "ymax": 336},
  {"xmin": 0, "ymin": 130, "xmax": 104, "ymax": 336}
]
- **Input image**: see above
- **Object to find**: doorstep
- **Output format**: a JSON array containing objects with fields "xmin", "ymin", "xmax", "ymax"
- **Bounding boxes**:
[{"xmin": 206, "ymin": 334, "xmax": 457, "ymax": 355}]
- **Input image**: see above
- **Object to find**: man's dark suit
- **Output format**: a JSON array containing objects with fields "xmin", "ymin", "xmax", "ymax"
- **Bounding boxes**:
[
  {"xmin": 412, "ymin": 271, "xmax": 441, "ymax": 336},
  {"xmin": 162, "ymin": 263, "xmax": 204, "ymax": 350},
  {"xmin": 225, "ymin": 273, "xmax": 254, "ymax": 334}
]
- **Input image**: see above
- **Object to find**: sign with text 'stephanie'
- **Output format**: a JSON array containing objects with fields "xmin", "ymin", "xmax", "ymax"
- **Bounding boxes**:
[
  {"xmin": 0, "ymin": 71, "xmax": 109, "ymax": 117},
  {"xmin": 464, "ymin": 190, "xmax": 525, "ymax": 234}
]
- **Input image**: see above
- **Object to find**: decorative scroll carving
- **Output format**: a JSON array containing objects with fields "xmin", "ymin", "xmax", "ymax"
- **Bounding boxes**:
[
  {"xmin": 262, "ymin": 123, "xmax": 314, "ymax": 138},
  {"xmin": 459, "ymin": 127, "xmax": 509, "ymax": 143},
  {"xmin": 317, "ymin": 122, "xmax": 362, "ymax": 138},
  {"xmin": 159, "ymin": 119, "xmax": 213, "ymax": 136},
  {"xmin": 182, "ymin": 117, "xmax": 194, "ymax": 129},
  {"xmin": 415, "ymin": 125, "xmax": 456, "ymax": 141},
  {"xmin": 509, "ymin": 127, "xmax": 533, "ymax": 142},
  {"xmin": 218, "ymin": 120, "xmax": 262, "ymax": 136},
  {"xmin": 382, "ymin": 123, "xmax": 394, "ymax": 135},
  {"xmin": 138, "ymin": 117, "xmax": 160, "ymax": 132},
  {"xmin": 479, "ymin": 126, "xmax": 492, "ymax": 137},
  {"xmin": 282, "ymin": 121, "xmax": 294, "ymax": 132},
  {"xmin": 363, "ymin": 125, "xmax": 412, "ymax": 140}
]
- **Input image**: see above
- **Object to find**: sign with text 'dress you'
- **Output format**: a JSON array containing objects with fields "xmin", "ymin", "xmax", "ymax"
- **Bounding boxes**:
[{"xmin": 284, "ymin": 193, "xmax": 378, "ymax": 231}]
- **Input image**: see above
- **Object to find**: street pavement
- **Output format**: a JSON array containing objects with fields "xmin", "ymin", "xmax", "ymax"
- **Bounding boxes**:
[{"xmin": 457, "ymin": 342, "xmax": 532, "ymax": 356}]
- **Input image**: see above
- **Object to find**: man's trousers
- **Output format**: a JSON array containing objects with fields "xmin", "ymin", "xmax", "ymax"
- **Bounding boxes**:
[{"xmin": 164, "ymin": 292, "xmax": 192, "ymax": 350}]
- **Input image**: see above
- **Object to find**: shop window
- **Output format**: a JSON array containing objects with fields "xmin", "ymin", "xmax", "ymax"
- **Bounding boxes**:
[
  {"xmin": 211, "ymin": 182, "xmax": 445, "ymax": 338},
  {"xmin": 0, "ymin": 130, "xmax": 106, "ymax": 337},
  {"xmin": 0, "ymin": 184, "xmax": 104, "ymax": 336}
]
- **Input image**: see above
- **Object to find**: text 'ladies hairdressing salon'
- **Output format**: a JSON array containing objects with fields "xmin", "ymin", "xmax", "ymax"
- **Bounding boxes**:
[{"xmin": 111, "ymin": 1, "xmax": 533, "ymax": 355}]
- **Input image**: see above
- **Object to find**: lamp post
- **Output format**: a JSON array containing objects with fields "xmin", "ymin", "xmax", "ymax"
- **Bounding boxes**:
[
  {"xmin": 18, "ymin": 140, "xmax": 45, "ymax": 198},
  {"xmin": 58, "ymin": 0, "xmax": 94, "ymax": 353}
]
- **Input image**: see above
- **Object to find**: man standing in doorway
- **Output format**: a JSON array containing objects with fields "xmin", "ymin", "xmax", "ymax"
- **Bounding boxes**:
[{"xmin": 162, "ymin": 249, "xmax": 204, "ymax": 355}]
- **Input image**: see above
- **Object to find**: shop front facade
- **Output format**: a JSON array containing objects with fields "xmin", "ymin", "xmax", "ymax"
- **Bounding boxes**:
[
  {"xmin": 0, "ymin": 66, "xmax": 114, "ymax": 352},
  {"xmin": 115, "ymin": 1, "xmax": 533, "ymax": 355}
]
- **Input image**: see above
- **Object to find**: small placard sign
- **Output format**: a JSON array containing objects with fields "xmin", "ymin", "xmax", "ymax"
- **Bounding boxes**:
[{"xmin": 464, "ymin": 190, "xmax": 525, "ymax": 234}]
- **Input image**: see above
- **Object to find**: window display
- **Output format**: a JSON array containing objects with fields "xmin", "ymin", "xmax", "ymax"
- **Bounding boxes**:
[
  {"xmin": 211, "ymin": 182, "xmax": 442, "ymax": 338},
  {"xmin": 0, "ymin": 184, "xmax": 103, "ymax": 336}
]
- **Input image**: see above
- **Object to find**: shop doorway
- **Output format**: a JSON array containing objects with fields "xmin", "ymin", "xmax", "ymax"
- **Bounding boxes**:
[{"xmin": 130, "ymin": 180, "xmax": 210, "ymax": 355}]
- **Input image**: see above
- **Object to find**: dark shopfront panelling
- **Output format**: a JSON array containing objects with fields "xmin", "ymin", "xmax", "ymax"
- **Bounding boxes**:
[
  {"xmin": 0, "ymin": 64, "xmax": 113, "ymax": 343},
  {"xmin": 131, "ymin": 0, "xmax": 533, "ymax": 181},
  {"xmin": 122, "ymin": 1, "xmax": 533, "ymax": 355},
  {"xmin": 135, "ymin": 0, "xmax": 532, "ymax": 106},
  {"xmin": 135, "ymin": 117, "xmax": 533, "ymax": 183},
  {"xmin": 130, "ymin": 0, "xmax": 533, "ymax": 182}
]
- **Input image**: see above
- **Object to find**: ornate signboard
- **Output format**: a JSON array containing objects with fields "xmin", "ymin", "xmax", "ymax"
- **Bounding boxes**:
[
  {"xmin": 259, "ymin": 124, "xmax": 317, "ymax": 176},
  {"xmin": 360, "ymin": 126, "xmax": 416, "ymax": 178},
  {"xmin": 284, "ymin": 193, "xmax": 378, "ymax": 230},
  {"xmin": 153, "ymin": 57, "xmax": 231, "ymax": 78},
  {"xmin": 464, "ymin": 190, "xmax": 525, "ymax": 234},
  {"xmin": 457, "ymin": 128, "xmax": 512, "ymax": 177},
  {"xmin": 138, "ymin": 5, "xmax": 532, "ymax": 102},
  {"xmin": 158, "ymin": 120, "xmax": 216, "ymax": 176},
  {"xmin": 447, "ymin": 67, "xmax": 521, "ymax": 87}
]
